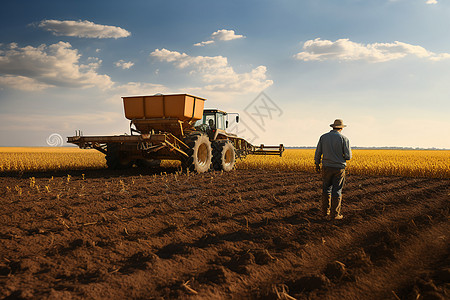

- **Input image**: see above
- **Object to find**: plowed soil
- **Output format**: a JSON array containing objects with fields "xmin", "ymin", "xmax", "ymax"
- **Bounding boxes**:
[{"xmin": 0, "ymin": 168, "xmax": 449, "ymax": 299}]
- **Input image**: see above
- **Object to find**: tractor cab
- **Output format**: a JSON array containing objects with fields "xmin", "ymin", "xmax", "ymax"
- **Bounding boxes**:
[{"xmin": 194, "ymin": 109, "xmax": 239, "ymax": 139}]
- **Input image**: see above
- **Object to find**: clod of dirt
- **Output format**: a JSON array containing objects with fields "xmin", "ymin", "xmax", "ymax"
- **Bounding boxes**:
[
  {"xmin": 364, "ymin": 230, "xmax": 400, "ymax": 263},
  {"xmin": 199, "ymin": 266, "xmax": 229, "ymax": 284},
  {"xmin": 370, "ymin": 245, "xmax": 395, "ymax": 263},
  {"xmin": 291, "ymin": 274, "xmax": 330, "ymax": 292},
  {"xmin": 195, "ymin": 232, "xmax": 219, "ymax": 248},
  {"xmin": 69, "ymin": 238, "xmax": 85, "ymax": 249},
  {"xmin": 238, "ymin": 251, "xmax": 255, "ymax": 265},
  {"xmin": 156, "ymin": 242, "xmax": 190, "ymax": 259},
  {"xmin": 157, "ymin": 223, "xmax": 179, "ymax": 236},
  {"xmin": 226, "ymin": 251, "xmax": 255, "ymax": 274},
  {"xmin": 271, "ymin": 236, "xmax": 292, "ymax": 250},
  {"xmin": 19, "ymin": 259, "xmax": 41, "ymax": 274},
  {"xmin": 254, "ymin": 250, "xmax": 275, "ymax": 265},
  {"xmin": 119, "ymin": 251, "xmax": 155, "ymax": 274},
  {"xmin": 0, "ymin": 265, "xmax": 10, "ymax": 276},
  {"xmin": 344, "ymin": 249, "xmax": 372, "ymax": 271},
  {"xmin": 324, "ymin": 261, "xmax": 346, "ymax": 280}
]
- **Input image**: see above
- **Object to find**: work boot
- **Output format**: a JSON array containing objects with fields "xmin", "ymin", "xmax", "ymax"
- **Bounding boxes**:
[
  {"xmin": 321, "ymin": 194, "xmax": 331, "ymax": 217},
  {"xmin": 330, "ymin": 196, "xmax": 343, "ymax": 220}
]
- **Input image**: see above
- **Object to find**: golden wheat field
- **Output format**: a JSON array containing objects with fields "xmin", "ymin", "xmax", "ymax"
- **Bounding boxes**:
[
  {"xmin": 0, "ymin": 147, "xmax": 449, "ymax": 178},
  {"xmin": 238, "ymin": 149, "xmax": 450, "ymax": 178},
  {"xmin": 0, "ymin": 147, "xmax": 105, "ymax": 172}
]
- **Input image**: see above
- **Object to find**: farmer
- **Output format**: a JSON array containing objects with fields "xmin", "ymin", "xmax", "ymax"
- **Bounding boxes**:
[{"xmin": 314, "ymin": 119, "xmax": 352, "ymax": 220}]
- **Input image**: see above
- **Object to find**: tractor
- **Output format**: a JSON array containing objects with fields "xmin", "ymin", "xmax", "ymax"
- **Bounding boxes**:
[{"xmin": 68, "ymin": 94, "xmax": 284, "ymax": 173}]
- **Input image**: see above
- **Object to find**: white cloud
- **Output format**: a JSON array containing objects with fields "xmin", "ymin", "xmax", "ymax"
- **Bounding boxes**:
[
  {"xmin": 193, "ymin": 40, "xmax": 215, "ymax": 47},
  {"xmin": 0, "ymin": 41, "xmax": 113, "ymax": 91},
  {"xmin": 114, "ymin": 60, "xmax": 135, "ymax": 69},
  {"xmin": 151, "ymin": 48, "xmax": 228, "ymax": 69},
  {"xmin": 211, "ymin": 29, "xmax": 245, "ymax": 41},
  {"xmin": 426, "ymin": 0, "xmax": 437, "ymax": 4},
  {"xmin": 150, "ymin": 48, "xmax": 272, "ymax": 93},
  {"xmin": 194, "ymin": 29, "xmax": 245, "ymax": 47},
  {"xmin": 38, "ymin": 20, "xmax": 131, "ymax": 39},
  {"xmin": 113, "ymin": 82, "xmax": 168, "ymax": 96},
  {"xmin": 294, "ymin": 38, "xmax": 450, "ymax": 62},
  {"xmin": 0, "ymin": 75, "xmax": 53, "ymax": 91}
]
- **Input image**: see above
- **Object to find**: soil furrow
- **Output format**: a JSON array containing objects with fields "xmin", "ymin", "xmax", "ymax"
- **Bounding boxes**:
[{"xmin": 0, "ymin": 169, "xmax": 449, "ymax": 299}]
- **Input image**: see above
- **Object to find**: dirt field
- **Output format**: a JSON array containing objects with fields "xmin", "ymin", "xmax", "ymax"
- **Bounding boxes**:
[{"xmin": 0, "ymin": 168, "xmax": 449, "ymax": 299}]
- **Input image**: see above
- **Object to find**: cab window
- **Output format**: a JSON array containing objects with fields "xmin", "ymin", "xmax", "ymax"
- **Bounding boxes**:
[
  {"xmin": 194, "ymin": 112, "xmax": 226, "ymax": 130},
  {"xmin": 216, "ymin": 114, "xmax": 225, "ymax": 130},
  {"xmin": 205, "ymin": 115, "xmax": 215, "ymax": 128}
]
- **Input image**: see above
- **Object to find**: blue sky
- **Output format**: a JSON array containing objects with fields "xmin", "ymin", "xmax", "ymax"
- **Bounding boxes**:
[{"xmin": 1, "ymin": 0, "xmax": 449, "ymax": 148}]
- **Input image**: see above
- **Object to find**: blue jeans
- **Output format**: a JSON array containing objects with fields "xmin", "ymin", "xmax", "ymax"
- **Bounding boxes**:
[{"xmin": 322, "ymin": 166, "xmax": 346, "ymax": 198}]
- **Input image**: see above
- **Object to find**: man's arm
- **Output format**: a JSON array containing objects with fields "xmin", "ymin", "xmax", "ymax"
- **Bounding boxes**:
[
  {"xmin": 343, "ymin": 137, "xmax": 352, "ymax": 160},
  {"xmin": 314, "ymin": 137, "xmax": 323, "ymax": 171}
]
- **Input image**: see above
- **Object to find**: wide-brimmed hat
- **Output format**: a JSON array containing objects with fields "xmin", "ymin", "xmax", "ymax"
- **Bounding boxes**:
[{"xmin": 330, "ymin": 119, "xmax": 347, "ymax": 129}]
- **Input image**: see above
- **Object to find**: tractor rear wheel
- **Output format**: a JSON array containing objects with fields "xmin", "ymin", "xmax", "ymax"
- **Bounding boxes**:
[
  {"xmin": 212, "ymin": 140, "xmax": 236, "ymax": 172},
  {"xmin": 105, "ymin": 144, "xmax": 132, "ymax": 170},
  {"xmin": 182, "ymin": 133, "xmax": 212, "ymax": 173}
]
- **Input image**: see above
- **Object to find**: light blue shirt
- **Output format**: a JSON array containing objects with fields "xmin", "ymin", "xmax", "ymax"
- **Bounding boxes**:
[{"xmin": 315, "ymin": 130, "xmax": 352, "ymax": 169}]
